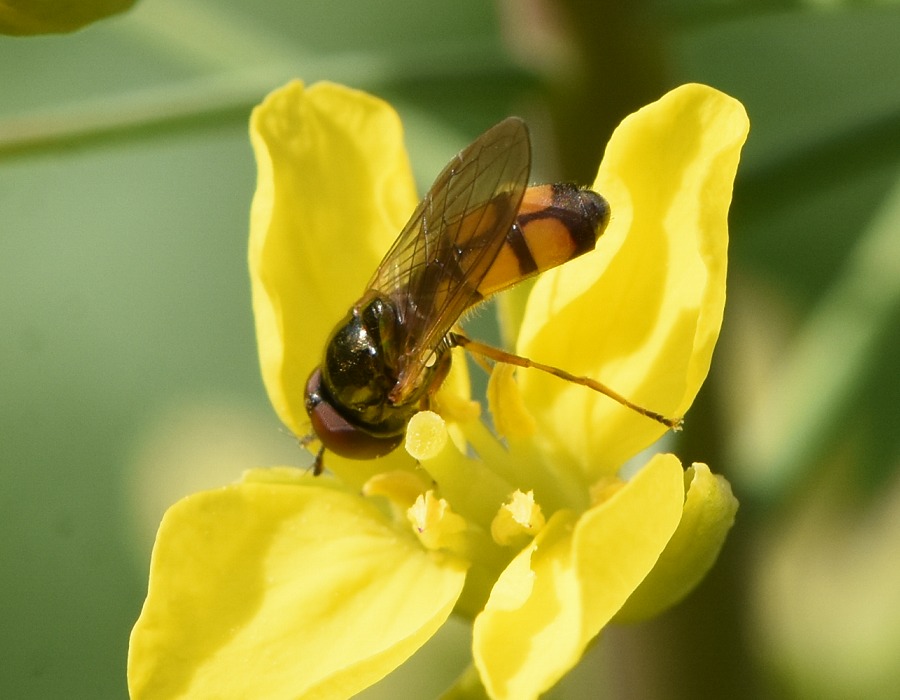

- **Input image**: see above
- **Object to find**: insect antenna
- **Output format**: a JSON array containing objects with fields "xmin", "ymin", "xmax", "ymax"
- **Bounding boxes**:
[{"xmin": 449, "ymin": 331, "xmax": 683, "ymax": 431}]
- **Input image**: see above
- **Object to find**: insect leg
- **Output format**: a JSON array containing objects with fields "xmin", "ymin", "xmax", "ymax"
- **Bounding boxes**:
[
  {"xmin": 312, "ymin": 444, "xmax": 325, "ymax": 476},
  {"xmin": 298, "ymin": 432, "xmax": 326, "ymax": 475},
  {"xmin": 448, "ymin": 331, "xmax": 683, "ymax": 431}
]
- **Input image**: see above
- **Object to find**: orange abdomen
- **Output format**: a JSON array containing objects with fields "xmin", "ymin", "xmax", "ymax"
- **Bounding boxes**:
[{"xmin": 476, "ymin": 183, "xmax": 610, "ymax": 298}]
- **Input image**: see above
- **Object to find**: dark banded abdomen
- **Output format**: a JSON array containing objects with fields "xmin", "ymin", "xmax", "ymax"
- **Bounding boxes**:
[{"xmin": 476, "ymin": 183, "xmax": 610, "ymax": 299}]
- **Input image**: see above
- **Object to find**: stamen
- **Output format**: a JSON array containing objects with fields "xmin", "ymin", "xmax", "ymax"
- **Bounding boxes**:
[{"xmin": 491, "ymin": 490, "xmax": 546, "ymax": 546}]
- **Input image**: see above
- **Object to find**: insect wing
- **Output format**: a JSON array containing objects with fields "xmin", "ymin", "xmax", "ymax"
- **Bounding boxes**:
[{"xmin": 367, "ymin": 117, "xmax": 531, "ymax": 403}]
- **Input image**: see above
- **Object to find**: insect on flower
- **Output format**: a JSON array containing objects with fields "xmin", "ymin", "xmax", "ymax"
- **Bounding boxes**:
[{"xmin": 303, "ymin": 117, "xmax": 682, "ymax": 473}]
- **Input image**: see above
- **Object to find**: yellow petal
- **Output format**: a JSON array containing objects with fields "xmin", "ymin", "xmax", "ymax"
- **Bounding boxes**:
[
  {"xmin": 249, "ymin": 80, "xmax": 418, "ymax": 437},
  {"xmin": 487, "ymin": 364, "xmax": 536, "ymax": 440},
  {"xmin": 128, "ymin": 477, "xmax": 466, "ymax": 699},
  {"xmin": 517, "ymin": 84, "xmax": 749, "ymax": 478},
  {"xmin": 614, "ymin": 462, "xmax": 738, "ymax": 623},
  {"xmin": 363, "ymin": 469, "xmax": 431, "ymax": 511},
  {"xmin": 473, "ymin": 454, "xmax": 684, "ymax": 699},
  {"xmin": 0, "ymin": 0, "xmax": 134, "ymax": 35}
]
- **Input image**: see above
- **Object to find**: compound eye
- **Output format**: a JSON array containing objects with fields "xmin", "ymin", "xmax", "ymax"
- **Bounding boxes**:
[{"xmin": 305, "ymin": 368, "xmax": 404, "ymax": 460}]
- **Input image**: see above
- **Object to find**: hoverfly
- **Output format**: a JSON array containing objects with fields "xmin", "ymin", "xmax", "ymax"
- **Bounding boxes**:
[{"xmin": 304, "ymin": 117, "xmax": 681, "ymax": 474}]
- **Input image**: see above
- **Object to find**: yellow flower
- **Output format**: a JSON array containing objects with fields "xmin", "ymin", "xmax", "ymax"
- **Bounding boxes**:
[{"xmin": 128, "ymin": 81, "xmax": 747, "ymax": 699}]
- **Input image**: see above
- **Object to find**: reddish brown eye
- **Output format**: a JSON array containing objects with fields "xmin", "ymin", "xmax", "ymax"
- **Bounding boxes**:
[{"xmin": 305, "ymin": 368, "xmax": 404, "ymax": 460}]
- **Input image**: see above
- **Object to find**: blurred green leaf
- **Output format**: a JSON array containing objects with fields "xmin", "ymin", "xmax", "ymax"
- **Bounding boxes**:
[
  {"xmin": 671, "ymin": 5, "xmax": 900, "ymax": 504},
  {"xmin": 734, "ymin": 170, "xmax": 900, "ymax": 501},
  {"xmin": 0, "ymin": 0, "xmax": 136, "ymax": 35}
]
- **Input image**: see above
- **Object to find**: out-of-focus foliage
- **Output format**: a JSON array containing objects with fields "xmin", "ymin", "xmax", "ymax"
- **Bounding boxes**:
[
  {"xmin": 0, "ymin": 0, "xmax": 136, "ymax": 35},
  {"xmin": 1, "ymin": 1, "xmax": 898, "ymax": 698}
]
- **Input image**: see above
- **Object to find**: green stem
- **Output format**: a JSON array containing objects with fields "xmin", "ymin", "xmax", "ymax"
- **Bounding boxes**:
[
  {"xmin": 0, "ymin": 46, "xmax": 521, "ymax": 159},
  {"xmin": 547, "ymin": 0, "xmax": 670, "ymax": 182}
]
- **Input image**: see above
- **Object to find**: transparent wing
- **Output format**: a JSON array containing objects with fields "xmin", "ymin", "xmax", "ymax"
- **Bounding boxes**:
[{"xmin": 367, "ymin": 117, "xmax": 531, "ymax": 402}]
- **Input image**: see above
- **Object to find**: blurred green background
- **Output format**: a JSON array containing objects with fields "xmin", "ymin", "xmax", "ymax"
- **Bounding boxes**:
[{"xmin": 2, "ymin": 1, "xmax": 899, "ymax": 698}]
